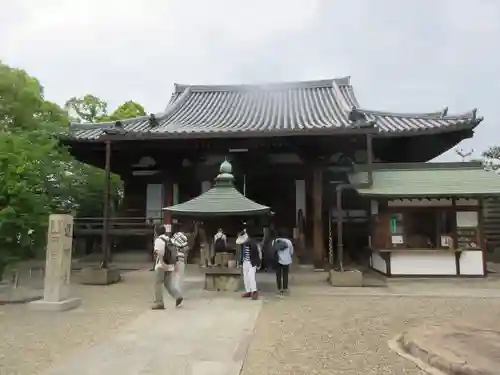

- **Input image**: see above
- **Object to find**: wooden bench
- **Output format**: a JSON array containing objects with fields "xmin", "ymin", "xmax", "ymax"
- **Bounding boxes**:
[{"xmin": 204, "ymin": 267, "xmax": 241, "ymax": 292}]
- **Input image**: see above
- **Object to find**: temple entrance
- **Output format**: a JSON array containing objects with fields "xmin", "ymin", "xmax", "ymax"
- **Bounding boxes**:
[
  {"xmin": 236, "ymin": 167, "xmax": 296, "ymax": 236},
  {"xmin": 326, "ymin": 170, "xmax": 371, "ymax": 268}
]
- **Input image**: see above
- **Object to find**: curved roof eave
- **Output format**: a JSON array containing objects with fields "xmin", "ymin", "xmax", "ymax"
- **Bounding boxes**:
[{"xmin": 65, "ymin": 77, "xmax": 483, "ymax": 141}]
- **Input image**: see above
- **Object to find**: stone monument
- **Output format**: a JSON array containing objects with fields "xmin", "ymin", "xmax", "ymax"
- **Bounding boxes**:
[{"xmin": 30, "ymin": 214, "xmax": 82, "ymax": 311}]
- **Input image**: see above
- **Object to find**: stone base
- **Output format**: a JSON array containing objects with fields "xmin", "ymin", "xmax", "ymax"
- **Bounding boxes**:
[
  {"xmin": 393, "ymin": 324, "xmax": 500, "ymax": 375},
  {"xmin": 329, "ymin": 269, "xmax": 363, "ymax": 287},
  {"xmin": 29, "ymin": 297, "xmax": 82, "ymax": 312},
  {"xmin": 205, "ymin": 268, "xmax": 241, "ymax": 292},
  {"xmin": 80, "ymin": 266, "xmax": 121, "ymax": 285},
  {"xmin": 214, "ymin": 252, "xmax": 235, "ymax": 267}
]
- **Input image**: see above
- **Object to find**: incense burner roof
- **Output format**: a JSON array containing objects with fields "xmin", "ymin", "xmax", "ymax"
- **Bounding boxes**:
[
  {"xmin": 67, "ymin": 77, "xmax": 482, "ymax": 141},
  {"xmin": 163, "ymin": 160, "xmax": 270, "ymax": 217}
]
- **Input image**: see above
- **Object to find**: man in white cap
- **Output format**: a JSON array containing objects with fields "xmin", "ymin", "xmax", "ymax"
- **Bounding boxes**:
[{"xmin": 152, "ymin": 226, "xmax": 188, "ymax": 309}]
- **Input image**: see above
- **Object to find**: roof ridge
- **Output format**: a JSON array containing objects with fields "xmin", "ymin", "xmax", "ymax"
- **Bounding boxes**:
[
  {"xmin": 365, "ymin": 162, "xmax": 484, "ymax": 171},
  {"xmin": 354, "ymin": 107, "xmax": 480, "ymax": 120},
  {"xmin": 174, "ymin": 77, "xmax": 352, "ymax": 93}
]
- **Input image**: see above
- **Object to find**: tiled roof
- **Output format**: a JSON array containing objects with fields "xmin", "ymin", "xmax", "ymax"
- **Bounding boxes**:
[
  {"xmin": 68, "ymin": 77, "xmax": 482, "ymax": 140},
  {"xmin": 350, "ymin": 162, "xmax": 500, "ymax": 198}
]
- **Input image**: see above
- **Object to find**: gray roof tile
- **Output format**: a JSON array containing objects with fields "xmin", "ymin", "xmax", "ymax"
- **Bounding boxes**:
[{"xmin": 68, "ymin": 77, "xmax": 482, "ymax": 140}]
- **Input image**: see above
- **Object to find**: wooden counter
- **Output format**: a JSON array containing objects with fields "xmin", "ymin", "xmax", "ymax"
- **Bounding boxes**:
[{"xmin": 370, "ymin": 248, "xmax": 485, "ymax": 277}]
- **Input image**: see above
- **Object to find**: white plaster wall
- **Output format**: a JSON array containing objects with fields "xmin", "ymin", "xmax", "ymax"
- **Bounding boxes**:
[
  {"xmin": 459, "ymin": 251, "xmax": 484, "ymax": 276},
  {"xmin": 371, "ymin": 252, "xmax": 387, "ymax": 274},
  {"xmin": 391, "ymin": 252, "xmax": 457, "ymax": 275}
]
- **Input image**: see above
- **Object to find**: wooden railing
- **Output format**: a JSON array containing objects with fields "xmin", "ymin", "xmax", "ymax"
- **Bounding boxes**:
[{"xmin": 74, "ymin": 217, "xmax": 156, "ymax": 237}]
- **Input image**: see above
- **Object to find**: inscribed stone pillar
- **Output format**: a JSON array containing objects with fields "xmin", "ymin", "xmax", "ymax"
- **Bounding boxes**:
[{"xmin": 30, "ymin": 214, "xmax": 81, "ymax": 311}]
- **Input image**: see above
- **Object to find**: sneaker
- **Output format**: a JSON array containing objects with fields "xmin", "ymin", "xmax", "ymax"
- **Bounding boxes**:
[
  {"xmin": 251, "ymin": 291, "xmax": 259, "ymax": 300},
  {"xmin": 283, "ymin": 289, "xmax": 290, "ymax": 296},
  {"xmin": 242, "ymin": 292, "xmax": 252, "ymax": 298},
  {"xmin": 279, "ymin": 290, "xmax": 284, "ymax": 296},
  {"xmin": 151, "ymin": 303, "xmax": 165, "ymax": 310},
  {"xmin": 175, "ymin": 297, "xmax": 183, "ymax": 307}
]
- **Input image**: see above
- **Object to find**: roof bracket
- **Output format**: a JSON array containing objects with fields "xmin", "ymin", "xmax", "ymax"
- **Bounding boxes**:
[
  {"xmin": 348, "ymin": 107, "xmax": 367, "ymax": 123},
  {"xmin": 471, "ymin": 108, "xmax": 477, "ymax": 121},
  {"xmin": 148, "ymin": 114, "xmax": 159, "ymax": 128},
  {"xmin": 440, "ymin": 107, "xmax": 448, "ymax": 118}
]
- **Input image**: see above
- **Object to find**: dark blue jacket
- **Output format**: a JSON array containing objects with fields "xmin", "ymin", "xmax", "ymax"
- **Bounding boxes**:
[{"xmin": 241, "ymin": 239, "xmax": 261, "ymax": 267}]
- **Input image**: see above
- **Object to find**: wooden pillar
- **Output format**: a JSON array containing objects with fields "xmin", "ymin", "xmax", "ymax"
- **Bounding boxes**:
[
  {"xmin": 101, "ymin": 140, "xmax": 112, "ymax": 268},
  {"xmin": 312, "ymin": 165, "xmax": 324, "ymax": 268}
]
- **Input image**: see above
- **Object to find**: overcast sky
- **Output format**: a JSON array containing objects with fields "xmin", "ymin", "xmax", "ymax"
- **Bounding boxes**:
[{"xmin": 2, "ymin": 0, "xmax": 499, "ymax": 161}]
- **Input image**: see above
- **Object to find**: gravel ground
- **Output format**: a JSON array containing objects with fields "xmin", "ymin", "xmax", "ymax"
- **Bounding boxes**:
[
  {"xmin": 0, "ymin": 270, "xmax": 158, "ymax": 375},
  {"xmin": 241, "ymin": 294, "xmax": 500, "ymax": 375},
  {"xmin": 3, "ymin": 267, "xmax": 500, "ymax": 375}
]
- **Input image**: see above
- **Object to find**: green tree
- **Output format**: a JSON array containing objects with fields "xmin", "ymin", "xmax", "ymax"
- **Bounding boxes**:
[
  {"xmin": 65, "ymin": 95, "xmax": 146, "ymax": 123},
  {"xmin": 0, "ymin": 61, "xmax": 146, "ymax": 276},
  {"xmin": 0, "ymin": 61, "xmax": 67, "ymax": 131},
  {"xmin": 104, "ymin": 100, "xmax": 146, "ymax": 121},
  {"xmin": 482, "ymin": 147, "xmax": 500, "ymax": 171},
  {"xmin": 65, "ymin": 94, "xmax": 108, "ymax": 123}
]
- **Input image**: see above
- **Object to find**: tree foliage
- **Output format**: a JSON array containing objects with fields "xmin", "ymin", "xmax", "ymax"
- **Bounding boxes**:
[
  {"xmin": 103, "ymin": 100, "xmax": 146, "ymax": 121},
  {"xmin": 482, "ymin": 146, "xmax": 500, "ymax": 171},
  {"xmin": 65, "ymin": 95, "xmax": 146, "ymax": 123},
  {"xmin": 0, "ymin": 61, "xmax": 144, "ymax": 272},
  {"xmin": 65, "ymin": 94, "xmax": 108, "ymax": 123}
]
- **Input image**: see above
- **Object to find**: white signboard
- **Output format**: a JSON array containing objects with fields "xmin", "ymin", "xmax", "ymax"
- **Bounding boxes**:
[
  {"xmin": 391, "ymin": 235, "xmax": 404, "ymax": 244},
  {"xmin": 457, "ymin": 211, "xmax": 478, "ymax": 228}
]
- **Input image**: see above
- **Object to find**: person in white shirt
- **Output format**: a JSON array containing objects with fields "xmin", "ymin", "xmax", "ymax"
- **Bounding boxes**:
[
  {"xmin": 152, "ymin": 226, "xmax": 186, "ymax": 310},
  {"xmin": 213, "ymin": 228, "xmax": 227, "ymax": 253},
  {"xmin": 272, "ymin": 234, "xmax": 294, "ymax": 296}
]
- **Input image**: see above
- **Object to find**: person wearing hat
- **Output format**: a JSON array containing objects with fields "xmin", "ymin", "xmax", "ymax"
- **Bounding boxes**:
[
  {"xmin": 151, "ymin": 226, "xmax": 187, "ymax": 309},
  {"xmin": 236, "ymin": 228, "xmax": 261, "ymax": 300},
  {"xmin": 172, "ymin": 231, "xmax": 190, "ymax": 295}
]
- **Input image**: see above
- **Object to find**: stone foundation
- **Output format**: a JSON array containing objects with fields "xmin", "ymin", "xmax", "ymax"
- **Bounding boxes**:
[
  {"xmin": 29, "ymin": 297, "xmax": 81, "ymax": 311},
  {"xmin": 205, "ymin": 267, "xmax": 241, "ymax": 292},
  {"xmin": 328, "ymin": 269, "xmax": 363, "ymax": 287},
  {"xmin": 80, "ymin": 266, "xmax": 121, "ymax": 285}
]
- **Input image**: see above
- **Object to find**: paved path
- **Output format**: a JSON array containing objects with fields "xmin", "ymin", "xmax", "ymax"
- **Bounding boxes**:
[{"xmin": 42, "ymin": 297, "xmax": 262, "ymax": 375}]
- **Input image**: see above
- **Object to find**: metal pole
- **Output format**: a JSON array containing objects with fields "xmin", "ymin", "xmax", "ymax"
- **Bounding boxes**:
[{"xmin": 101, "ymin": 140, "xmax": 111, "ymax": 268}]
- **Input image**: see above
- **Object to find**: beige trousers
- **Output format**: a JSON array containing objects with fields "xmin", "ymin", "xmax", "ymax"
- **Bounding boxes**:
[{"xmin": 153, "ymin": 267, "xmax": 181, "ymax": 304}]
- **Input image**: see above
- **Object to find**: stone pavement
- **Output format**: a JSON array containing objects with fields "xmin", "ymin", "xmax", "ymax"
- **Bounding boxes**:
[
  {"xmin": 42, "ymin": 297, "xmax": 262, "ymax": 375},
  {"xmin": 394, "ymin": 324, "xmax": 500, "ymax": 375}
]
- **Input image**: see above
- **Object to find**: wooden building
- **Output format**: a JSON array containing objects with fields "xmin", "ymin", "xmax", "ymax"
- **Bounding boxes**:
[
  {"xmin": 63, "ymin": 77, "xmax": 484, "ymax": 269},
  {"xmin": 351, "ymin": 162, "xmax": 500, "ymax": 277}
]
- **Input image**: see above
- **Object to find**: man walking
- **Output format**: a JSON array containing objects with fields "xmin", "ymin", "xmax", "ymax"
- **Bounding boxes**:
[{"xmin": 152, "ymin": 226, "xmax": 186, "ymax": 309}]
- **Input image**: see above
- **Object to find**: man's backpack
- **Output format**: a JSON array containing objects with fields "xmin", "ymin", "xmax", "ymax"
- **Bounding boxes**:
[
  {"xmin": 160, "ymin": 237, "xmax": 177, "ymax": 265},
  {"xmin": 214, "ymin": 236, "xmax": 226, "ymax": 253},
  {"xmin": 272, "ymin": 239, "xmax": 288, "ymax": 253}
]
